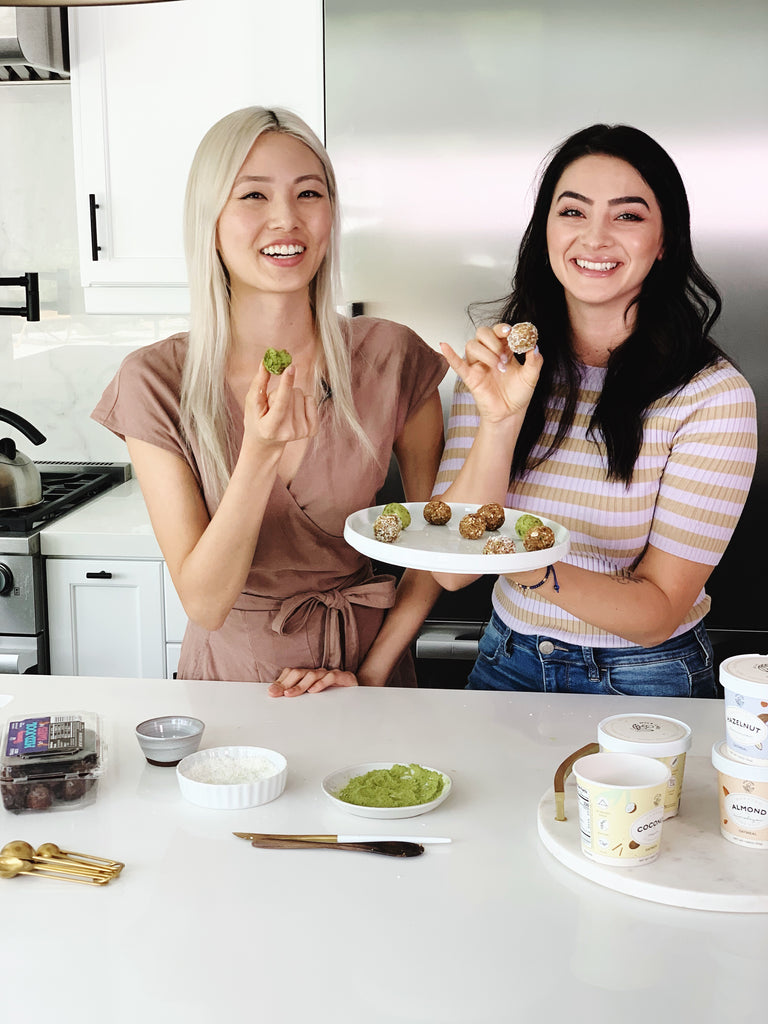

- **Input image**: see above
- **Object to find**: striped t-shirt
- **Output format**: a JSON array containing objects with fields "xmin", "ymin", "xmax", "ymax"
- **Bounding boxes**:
[{"xmin": 434, "ymin": 358, "xmax": 757, "ymax": 647}]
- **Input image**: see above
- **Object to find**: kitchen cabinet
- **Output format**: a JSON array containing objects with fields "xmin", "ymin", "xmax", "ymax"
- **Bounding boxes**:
[
  {"xmin": 46, "ymin": 557, "xmax": 165, "ymax": 678},
  {"xmin": 68, "ymin": 0, "xmax": 324, "ymax": 314}
]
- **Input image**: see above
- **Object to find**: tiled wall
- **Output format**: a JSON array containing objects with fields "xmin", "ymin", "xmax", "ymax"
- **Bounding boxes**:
[{"xmin": 0, "ymin": 83, "xmax": 186, "ymax": 463}]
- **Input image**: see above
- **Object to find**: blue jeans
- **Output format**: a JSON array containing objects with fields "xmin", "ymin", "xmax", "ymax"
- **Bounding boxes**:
[{"xmin": 467, "ymin": 613, "xmax": 716, "ymax": 697}]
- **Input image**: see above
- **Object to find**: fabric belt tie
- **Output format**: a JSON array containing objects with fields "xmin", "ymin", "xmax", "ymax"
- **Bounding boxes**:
[{"xmin": 267, "ymin": 574, "xmax": 396, "ymax": 670}]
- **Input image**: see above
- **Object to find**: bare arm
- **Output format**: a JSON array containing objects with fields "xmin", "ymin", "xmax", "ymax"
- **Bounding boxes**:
[
  {"xmin": 356, "ymin": 390, "xmax": 445, "ymax": 687},
  {"xmin": 494, "ymin": 545, "xmax": 714, "ymax": 648},
  {"xmin": 432, "ymin": 324, "xmax": 542, "ymax": 592},
  {"xmin": 128, "ymin": 363, "xmax": 317, "ymax": 631}
]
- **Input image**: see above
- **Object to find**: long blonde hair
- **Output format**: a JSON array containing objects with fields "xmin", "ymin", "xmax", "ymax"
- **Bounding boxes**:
[{"xmin": 181, "ymin": 106, "xmax": 372, "ymax": 502}]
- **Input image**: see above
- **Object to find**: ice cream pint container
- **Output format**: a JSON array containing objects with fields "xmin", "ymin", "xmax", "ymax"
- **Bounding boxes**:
[
  {"xmin": 719, "ymin": 655, "xmax": 768, "ymax": 765},
  {"xmin": 711, "ymin": 741, "xmax": 768, "ymax": 849},
  {"xmin": 598, "ymin": 714, "xmax": 691, "ymax": 819},
  {"xmin": 572, "ymin": 752, "xmax": 670, "ymax": 867}
]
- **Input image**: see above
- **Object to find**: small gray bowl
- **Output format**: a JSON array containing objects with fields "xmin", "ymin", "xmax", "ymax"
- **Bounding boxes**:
[{"xmin": 136, "ymin": 716, "xmax": 205, "ymax": 767}]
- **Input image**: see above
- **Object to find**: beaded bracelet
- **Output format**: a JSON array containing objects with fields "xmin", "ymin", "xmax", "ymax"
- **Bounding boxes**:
[{"xmin": 512, "ymin": 564, "xmax": 560, "ymax": 593}]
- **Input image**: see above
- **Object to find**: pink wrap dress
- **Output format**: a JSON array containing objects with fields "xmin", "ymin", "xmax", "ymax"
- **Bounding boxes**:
[{"xmin": 92, "ymin": 316, "xmax": 447, "ymax": 683}]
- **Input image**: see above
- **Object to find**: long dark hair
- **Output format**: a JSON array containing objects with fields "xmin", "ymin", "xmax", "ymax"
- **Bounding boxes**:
[{"xmin": 491, "ymin": 124, "xmax": 727, "ymax": 484}]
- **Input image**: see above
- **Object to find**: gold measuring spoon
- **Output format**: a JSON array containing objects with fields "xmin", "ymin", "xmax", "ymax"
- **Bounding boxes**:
[
  {"xmin": 36, "ymin": 842, "xmax": 124, "ymax": 875},
  {"xmin": 0, "ymin": 854, "xmax": 110, "ymax": 885},
  {"xmin": 1, "ymin": 842, "xmax": 114, "ymax": 880}
]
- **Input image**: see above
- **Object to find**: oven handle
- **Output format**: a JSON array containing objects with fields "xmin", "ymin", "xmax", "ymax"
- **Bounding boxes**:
[
  {"xmin": 0, "ymin": 650, "xmax": 37, "ymax": 674},
  {"xmin": 415, "ymin": 622, "xmax": 485, "ymax": 661}
]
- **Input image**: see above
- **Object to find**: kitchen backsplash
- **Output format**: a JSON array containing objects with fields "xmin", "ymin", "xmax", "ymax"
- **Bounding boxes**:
[{"xmin": 0, "ymin": 84, "xmax": 187, "ymax": 463}]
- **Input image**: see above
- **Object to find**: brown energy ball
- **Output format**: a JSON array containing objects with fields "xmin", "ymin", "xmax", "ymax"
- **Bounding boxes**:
[
  {"xmin": 483, "ymin": 536, "xmax": 516, "ymax": 555},
  {"xmin": 459, "ymin": 513, "xmax": 486, "ymax": 540},
  {"xmin": 423, "ymin": 499, "xmax": 452, "ymax": 525},
  {"xmin": 477, "ymin": 502, "xmax": 505, "ymax": 531},
  {"xmin": 507, "ymin": 321, "xmax": 538, "ymax": 355},
  {"xmin": 523, "ymin": 525, "xmax": 556, "ymax": 551},
  {"xmin": 373, "ymin": 513, "xmax": 402, "ymax": 543},
  {"xmin": 25, "ymin": 783, "xmax": 53, "ymax": 811}
]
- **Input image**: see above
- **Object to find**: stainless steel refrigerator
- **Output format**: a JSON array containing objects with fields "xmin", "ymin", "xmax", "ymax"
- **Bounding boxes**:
[{"xmin": 325, "ymin": 0, "xmax": 768, "ymax": 682}]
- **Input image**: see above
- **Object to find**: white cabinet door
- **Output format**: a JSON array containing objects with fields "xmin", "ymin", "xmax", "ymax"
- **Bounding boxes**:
[
  {"xmin": 69, "ymin": 0, "xmax": 324, "ymax": 313},
  {"xmin": 166, "ymin": 643, "xmax": 182, "ymax": 680},
  {"xmin": 46, "ymin": 558, "xmax": 165, "ymax": 678}
]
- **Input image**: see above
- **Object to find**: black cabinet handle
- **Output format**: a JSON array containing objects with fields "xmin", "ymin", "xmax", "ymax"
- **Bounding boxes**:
[
  {"xmin": 0, "ymin": 272, "xmax": 40, "ymax": 322},
  {"xmin": 85, "ymin": 571, "xmax": 112, "ymax": 580},
  {"xmin": 88, "ymin": 194, "xmax": 101, "ymax": 261}
]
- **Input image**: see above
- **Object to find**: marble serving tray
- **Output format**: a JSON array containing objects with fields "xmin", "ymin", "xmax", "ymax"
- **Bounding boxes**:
[{"xmin": 537, "ymin": 754, "xmax": 768, "ymax": 913}]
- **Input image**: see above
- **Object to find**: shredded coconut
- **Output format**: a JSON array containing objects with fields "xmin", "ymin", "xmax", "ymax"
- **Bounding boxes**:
[{"xmin": 183, "ymin": 755, "xmax": 278, "ymax": 785}]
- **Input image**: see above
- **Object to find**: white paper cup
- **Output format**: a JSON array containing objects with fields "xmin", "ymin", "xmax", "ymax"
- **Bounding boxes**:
[
  {"xmin": 573, "ymin": 752, "xmax": 670, "ymax": 867},
  {"xmin": 598, "ymin": 713, "xmax": 691, "ymax": 819},
  {"xmin": 720, "ymin": 655, "xmax": 768, "ymax": 765},
  {"xmin": 711, "ymin": 740, "xmax": 768, "ymax": 849}
]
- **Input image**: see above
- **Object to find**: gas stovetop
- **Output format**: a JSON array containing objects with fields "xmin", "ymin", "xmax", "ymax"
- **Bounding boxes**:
[{"xmin": 0, "ymin": 462, "xmax": 131, "ymax": 540}]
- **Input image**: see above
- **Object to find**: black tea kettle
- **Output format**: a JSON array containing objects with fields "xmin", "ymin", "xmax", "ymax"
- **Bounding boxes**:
[{"xmin": 0, "ymin": 407, "xmax": 46, "ymax": 510}]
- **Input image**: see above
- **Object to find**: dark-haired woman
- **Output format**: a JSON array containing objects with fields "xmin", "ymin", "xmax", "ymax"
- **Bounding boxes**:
[{"xmin": 433, "ymin": 124, "xmax": 757, "ymax": 696}]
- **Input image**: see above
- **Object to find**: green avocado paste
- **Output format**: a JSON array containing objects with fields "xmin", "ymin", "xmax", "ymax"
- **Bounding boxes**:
[
  {"xmin": 382, "ymin": 502, "xmax": 411, "ymax": 529},
  {"xmin": 263, "ymin": 348, "xmax": 292, "ymax": 375},
  {"xmin": 337, "ymin": 763, "xmax": 444, "ymax": 807}
]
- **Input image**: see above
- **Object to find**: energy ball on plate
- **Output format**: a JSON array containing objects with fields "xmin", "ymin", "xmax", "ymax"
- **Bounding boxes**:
[
  {"xmin": 373, "ymin": 513, "xmax": 402, "ymax": 543},
  {"xmin": 515, "ymin": 513, "xmax": 544, "ymax": 539},
  {"xmin": 523, "ymin": 525, "xmax": 556, "ymax": 551},
  {"xmin": 477, "ymin": 502, "xmax": 505, "ymax": 531},
  {"xmin": 483, "ymin": 536, "xmax": 516, "ymax": 555},
  {"xmin": 423, "ymin": 499, "xmax": 452, "ymax": 525},
  {"xmin": 459, "ymin": 513, "xmax": 486, "ymax": 540},
  {"xmin": 262, "ymin": 348, "xmax": 292, "ymax": 375},
  {"xmin": 507, "ymin": 322, "xmax": 538, "ymax": 355},
  {"xmin": 382, "ymin": 502, "xmax": 411, "ymax": 528}
]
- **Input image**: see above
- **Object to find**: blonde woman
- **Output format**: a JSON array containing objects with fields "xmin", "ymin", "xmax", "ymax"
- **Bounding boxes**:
[{"xmin": 93, "ymin": 107, "xmax": 446, "ymax": 694}]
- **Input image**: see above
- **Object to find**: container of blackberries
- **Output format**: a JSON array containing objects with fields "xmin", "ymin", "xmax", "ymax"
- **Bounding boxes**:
[{"xmin": 1, "ymin": 712, "xmax": 105, "ymax": 814}]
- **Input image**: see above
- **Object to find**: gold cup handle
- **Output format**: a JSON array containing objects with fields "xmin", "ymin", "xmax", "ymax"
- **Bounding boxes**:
[{"xmin": 554, "ymin": 742, "xmax": 600, "ymax": 821}]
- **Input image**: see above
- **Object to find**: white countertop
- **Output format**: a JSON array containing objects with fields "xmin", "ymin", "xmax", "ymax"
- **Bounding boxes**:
[
  {"xmin": 40, "ymin": 478, "xmax": 162, "ymax": 558},
  {"xmin": 1, "ymin": 679, "xmax": 765, "ymax": 1023}
]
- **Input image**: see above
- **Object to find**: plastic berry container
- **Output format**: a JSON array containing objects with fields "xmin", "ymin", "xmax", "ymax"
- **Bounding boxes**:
[{"xmin": 1, "ymin": 711, "xmax": 105, "ymax": 814}]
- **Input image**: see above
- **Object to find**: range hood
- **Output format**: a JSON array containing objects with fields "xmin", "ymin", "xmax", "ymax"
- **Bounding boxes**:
[{"xmin": 0, "ymin": 7, "xmax": 69, "ymax": 81}]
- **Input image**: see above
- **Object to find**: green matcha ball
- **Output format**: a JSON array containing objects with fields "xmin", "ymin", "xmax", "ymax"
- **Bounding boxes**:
[
  {"xmin": 515, "ymin": 513, "xmax": 544, "ymax": 538},
  {"xmin": 262, "ymin": 348, "xmax": 292, "ymax": 375},
  {"xmin": 382, "ymin": 502, "xmax": 411, "ymax": 529}
]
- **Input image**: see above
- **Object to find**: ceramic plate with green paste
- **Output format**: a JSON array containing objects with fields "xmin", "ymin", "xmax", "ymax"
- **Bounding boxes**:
[{"xmin": 322, "ymin": 761, "xmax": 452, "ymax": 819}]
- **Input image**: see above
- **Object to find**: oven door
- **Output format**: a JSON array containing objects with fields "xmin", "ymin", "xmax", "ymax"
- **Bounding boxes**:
[{"xmin": 0, "ymin": 553, "xmax": 47, "ymax": 673}]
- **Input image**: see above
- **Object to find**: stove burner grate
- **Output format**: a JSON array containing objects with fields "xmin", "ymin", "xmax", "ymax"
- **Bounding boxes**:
[{"xmin": 0, "ymin": 467, "xmax": 125, "ymax": 535}]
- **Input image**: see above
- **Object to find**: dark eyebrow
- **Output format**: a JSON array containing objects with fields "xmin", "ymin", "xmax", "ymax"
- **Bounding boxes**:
[
  {"xmin": 555, "ymin": 189, "xmax": 650, "ymax": 210},
  {"xmin": 233, "ymin": 173, "xmax": 325, "ymax": 186}
]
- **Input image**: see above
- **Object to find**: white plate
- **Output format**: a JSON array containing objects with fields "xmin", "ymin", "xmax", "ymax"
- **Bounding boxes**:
[
  {"xmin": 322, "ymin": 762, "xmax": 452, "ymax": 819},
  {"xmin": 344, "ymin": 502, "xmax": 569, "ymax": 574}
]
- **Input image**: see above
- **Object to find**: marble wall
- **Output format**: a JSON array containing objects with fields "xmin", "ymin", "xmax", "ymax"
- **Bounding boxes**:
[{"xmin": 0, "ymin": 83, "xmax": 186, "ymax": 464}]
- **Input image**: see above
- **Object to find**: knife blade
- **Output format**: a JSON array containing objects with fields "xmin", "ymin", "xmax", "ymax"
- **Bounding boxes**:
[{"xmin": 233, "ymin": 832, "xmax": 451, "ymax": 844}]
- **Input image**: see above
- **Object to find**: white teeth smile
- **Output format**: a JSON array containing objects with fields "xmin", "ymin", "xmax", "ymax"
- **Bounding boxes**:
[
  {"xmin": 575, "ymin": 259, "xmax": 619, "ymax": 271},
  {"xmin": 261, "ymin": 244, "xmax": 305, "ymax": 257}
]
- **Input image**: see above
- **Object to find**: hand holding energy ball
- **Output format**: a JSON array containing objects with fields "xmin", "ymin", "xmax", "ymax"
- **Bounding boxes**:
[
  {"xmin": 440, "ymin": 324, "xmax": 541, "ymax": 427},
  {"xmin": 243, "ymin": 362, "xmax": 319, "ymax": 452},
  {"xmin": 438, "ymin": 324, "xmax": 542, "ymax": 509}
]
